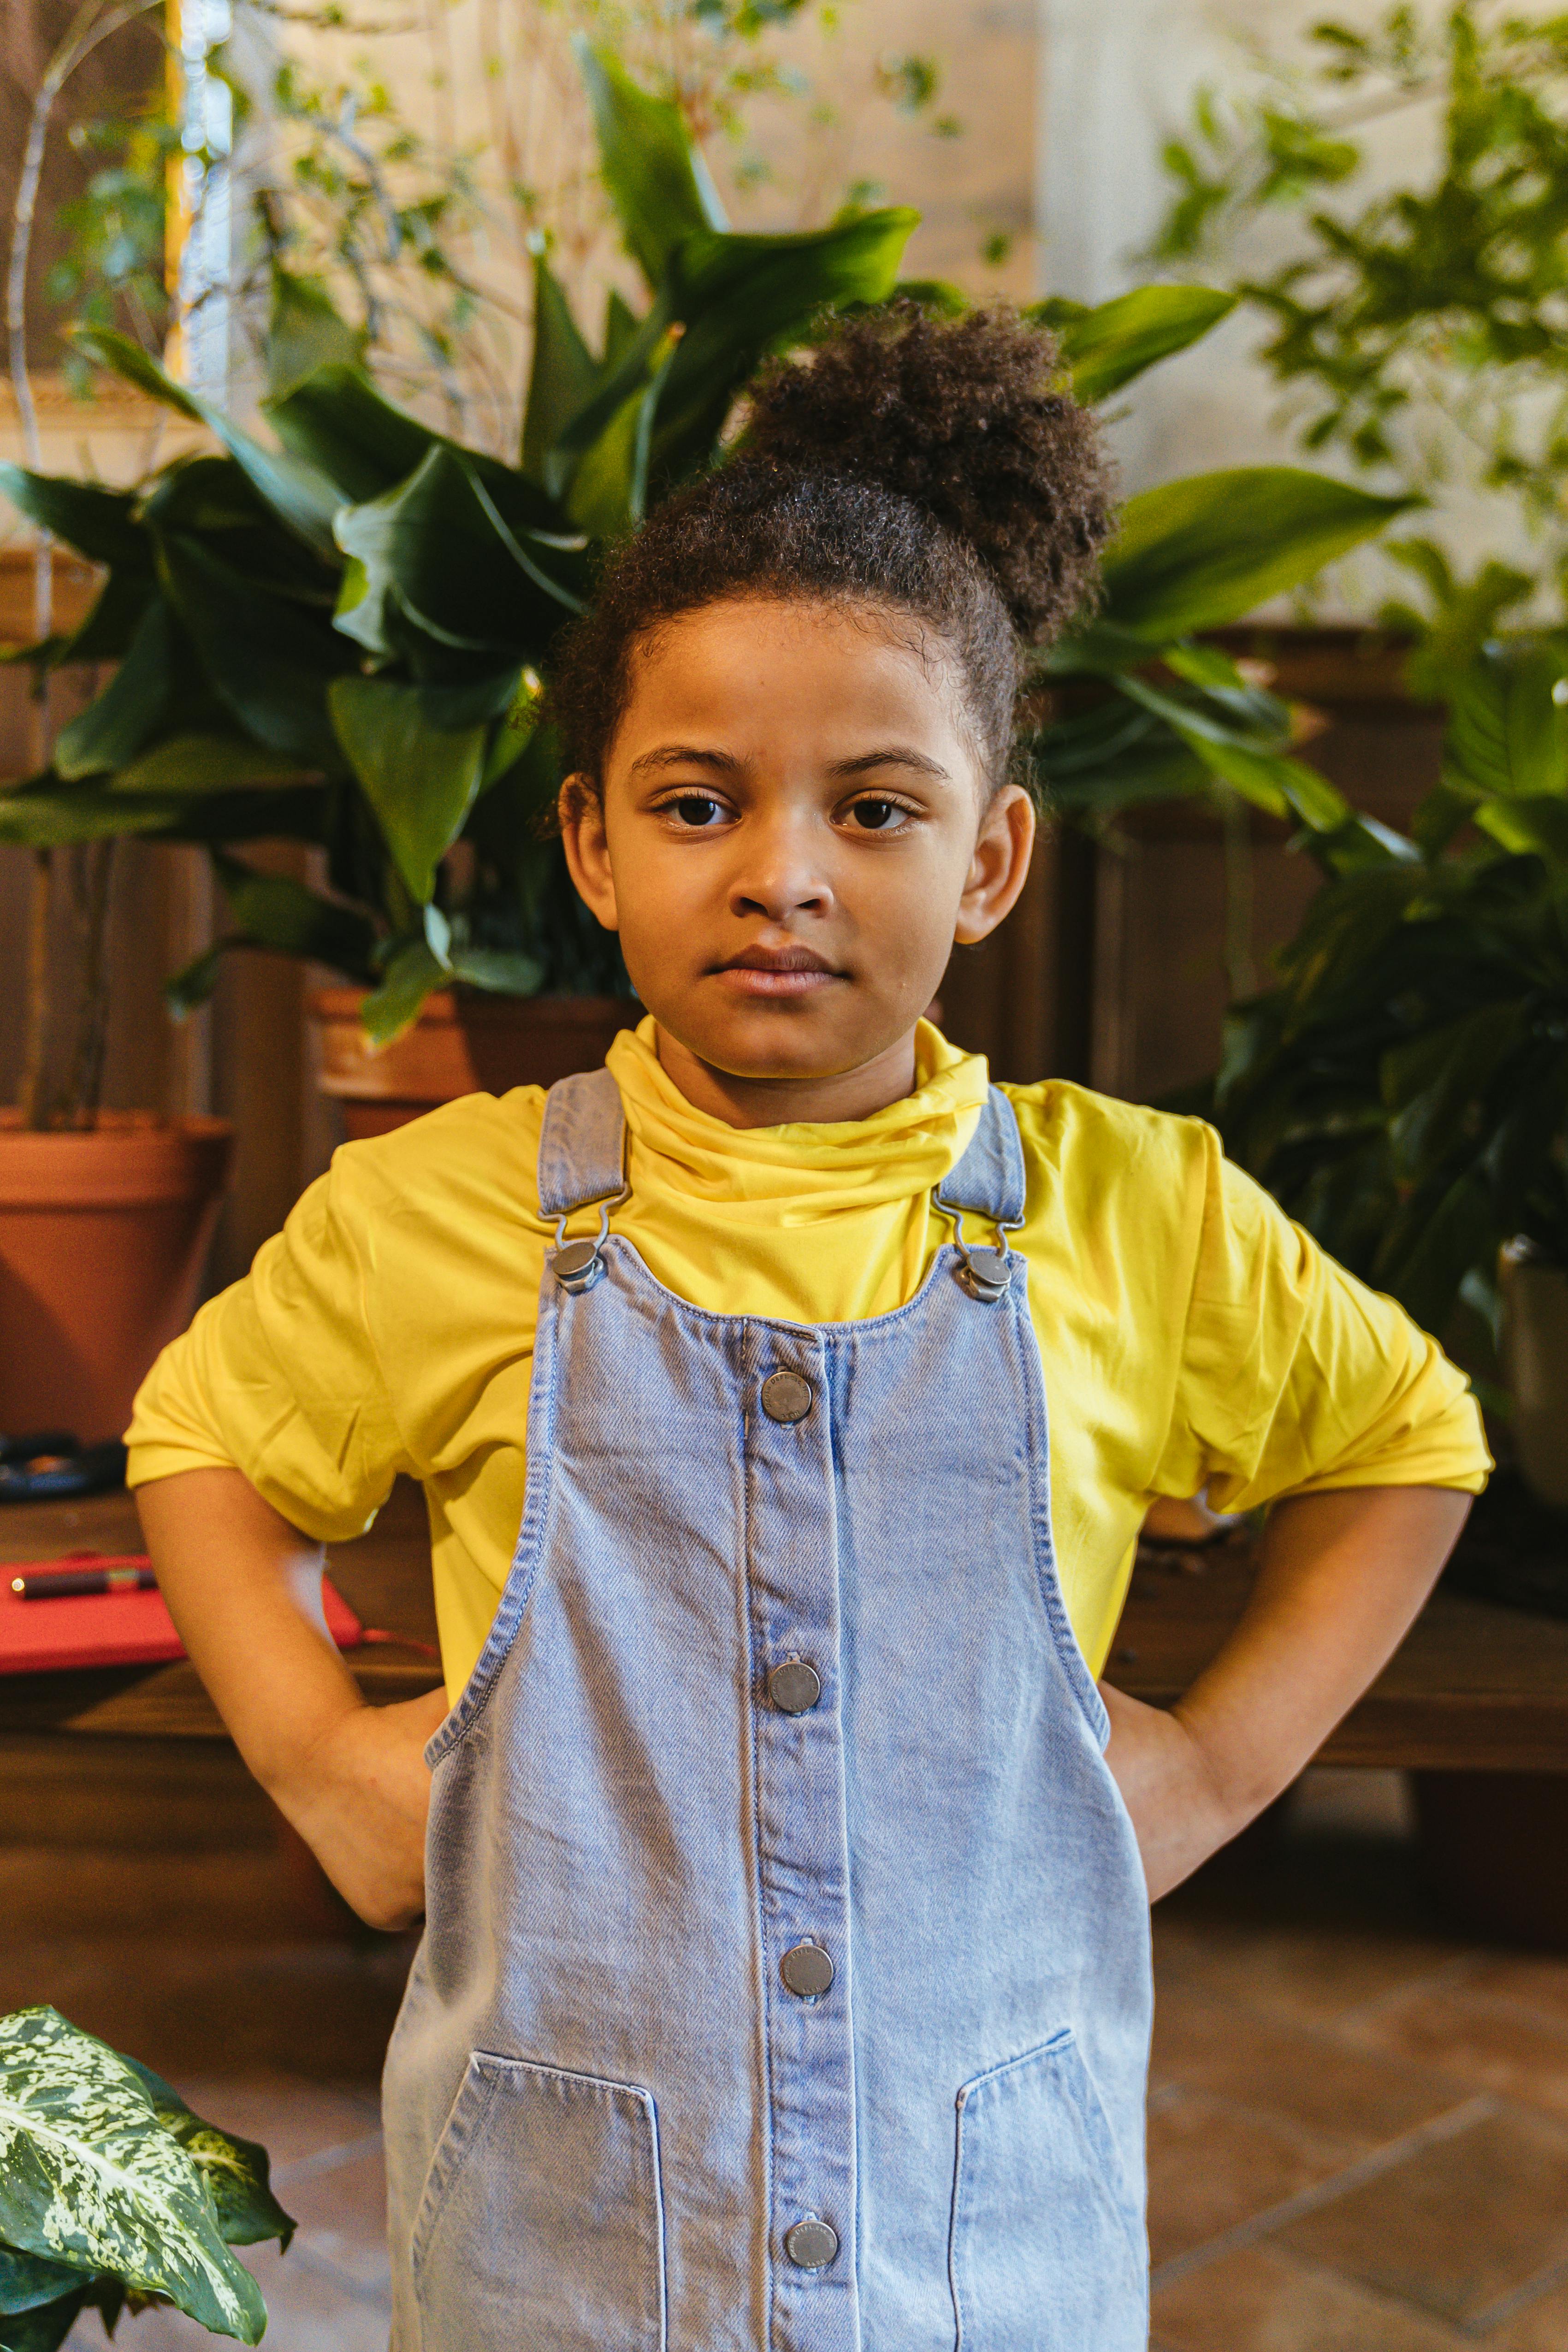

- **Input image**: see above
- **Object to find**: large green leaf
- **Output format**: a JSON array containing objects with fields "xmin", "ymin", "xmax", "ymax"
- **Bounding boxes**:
[
  {"xmin": 566, "ymin": 329, "xmax": 678, "ymax": 535},
  {"xmin": 110, "ymin": 733, "xmax": 314, "ymax": 795},
  {"xmin": 1031, "ymin": 689, "xmax": 1214, "ymax": 811},
  {"xmin": 136, "ymin": 454, "xmax": 337, "ymax": 606},
  {"xmin": 1114, "ymin": 670, "xmax": 1348, "ymax": 824},
  {"xmin": 546, "ymin": 206, "xmax": 917, "ymax": 502},
  {"xmin": 329, "ymin": 674, "xmax": 488, "ymax": 900},
  {"xmin": 449, "ymin": 943, "xmax": 544, "ymax": 994},
  {"xmin": 0, "ymin": 2245, "xmax": 83, "ymax": 2317},
  {"xmin": 0, "ymin": 2282, "xmax": 94, "ymax": 2352},
  {"xmin": 119, "ymin": 2057, "xmax": 295, "ymax": 2252},
  {"xmin": 0, "ymin": 2008, "xmax": 265, "ymax": 2343},
  {"xmin": 266, "ymin": 365, "xmax": 438, "ymax": 504},
  {"xmin": 576, "ymin": 41, "xmax": 727, "ymax": 290},
  {"xmin": 655, "ymin": 213, "xmax": 919, "ymax": 482},
  {"xmin": 1037, "ymin": 285, "xmax": 1239, "ymax": 405},
  {"xmin": 52, "ymin": 598, "xmax": 178, "ymax": 779},
  {"xmin": 1099, "ymin": 468, "xmax": 1420, "ymax": 638},
  {"xmin": 1160, "ymin": 637, "xmax": 1299, "ymax": 736},
  {"xmin": 521, "ymin": 253, "xmax": 600, "ymax": 484},
  {"xmin": 1375, "ymin": 1165, "xmax": 1497, "ymax": 1334},
  {"xmin": 1473, "ymin": 794, "xmax": 1568, "ymax": 860},
  {"xmin": 333, "ymin": 444, "xmax": 582, "ymax": 660},
  {"xmin": 55, "ymin": 566, "xmax": 158, "ymax": 666},
  {"xmin": 1384, "ymin": 1001, "xmax": 1525, "ymax": 1179},
  {"xmin": 158, "ymin": 536, "xmax": 355, "ymax": 764},
  {"xmin": 209, "ymin": 854, "xmax": 379, "ymax": 978},
  {"xmin": 72, "ymin": 327, "xmax": 340, "ymax": 560},
  {"xmin": 359, "ymin": 934, "xmax": 447, "ymax": 1045},
  {"xmin": 0, "ymin": 780, "xmax": 184, "ymax": 846},
  {"xmin": 1442, "ymin": 638, "xmax": 1568, "ymax": 805},
  {"xmin": 71, "ymin": 323, "xmax": 208, "ymax": 424},
  {"xmin": 604, "ymin": 287, "xmax": 641, "ymax": 368},
  {"xmin": 266, "ymin": 269, "xmax": 369, "ymax": 401},
  {"xmin": 0, "ymin": 773, "xmax": 328, "ymax": 850},
  {"xmin": 0, "ymin": 468, "xmax": 148, "ymax": 571}
]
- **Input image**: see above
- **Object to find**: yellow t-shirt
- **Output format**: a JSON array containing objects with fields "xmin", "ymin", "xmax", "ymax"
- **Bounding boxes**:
[{"xmin": 126, "ymin": 1019, "xmax": 1490, "ymax": 1702}]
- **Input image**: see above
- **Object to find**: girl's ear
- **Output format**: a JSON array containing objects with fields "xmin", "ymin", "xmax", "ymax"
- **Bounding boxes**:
[
  {"xmin": 559, "ymin": 775, "xmax": 621, "ymax": 933},
  {"xmin": 954, "ymin": 784, "xmax": 1035, "ymax": 946}
]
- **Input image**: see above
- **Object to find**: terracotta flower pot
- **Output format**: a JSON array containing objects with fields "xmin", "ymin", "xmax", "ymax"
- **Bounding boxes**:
[
  {"xmin": 310, "ymin": 989, "xmax": 641, "ymax": 1141},
  {"xmin": 1498, "ymin": 1242, "xmax": 1568, "ymax": 1511},
  {"xmin": 0, "ymin": 1112, "xmax": 232, "ymax": 1442}
]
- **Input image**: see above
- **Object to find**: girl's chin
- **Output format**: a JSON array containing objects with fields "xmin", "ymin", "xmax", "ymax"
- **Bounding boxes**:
[{"xmin": 651, "ymin": 1005, "xmax": 921, "ymax": 1086}]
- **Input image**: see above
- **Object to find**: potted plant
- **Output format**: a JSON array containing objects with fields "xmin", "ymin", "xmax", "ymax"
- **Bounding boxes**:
[
  {"xmin": 0, "ymin": 0, "xmax": 237, "ymax": 1445},
  {"xmin": 0, "ymin": 48, "xmax": 930, "ymax": 1127},
  {"xmin": 0, "ymin": 2005, "xmax": 292, "ymax": 2350},
  {"xmin": 0, "ymin": 812, "xmax": 233, "ymax": 1445},
  {"xmin": 1209, "ymin": 630, "xmax": 1568, "ymax": 1465},
  {"xmin": 1198, "ymin": 631, "xmax": 1568, "ymax": 1935}
]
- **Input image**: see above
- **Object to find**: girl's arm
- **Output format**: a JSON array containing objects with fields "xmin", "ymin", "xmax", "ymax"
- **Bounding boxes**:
[
  {"xmin": 136, "ymin": 1465, "xmax": 448, "ymax": 1930},
  {"xmin": 1102, "ymin": 1483, "xmax": 1470, "ymax": 1902}
]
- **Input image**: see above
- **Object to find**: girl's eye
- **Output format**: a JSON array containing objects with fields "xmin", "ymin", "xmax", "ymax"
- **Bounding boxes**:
[
  {"xmin": 849, "ymin": 798, "xmax": 907, "ymax": 832},
  {"xmin": 669, "ymin": 793, "xmax": 726, "ymax": 828}
]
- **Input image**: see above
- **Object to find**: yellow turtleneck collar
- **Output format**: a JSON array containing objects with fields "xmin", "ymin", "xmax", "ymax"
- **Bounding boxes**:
[{"xmin": 607, "ymin": 1015, "xmax": 989, "ymax": 1225}]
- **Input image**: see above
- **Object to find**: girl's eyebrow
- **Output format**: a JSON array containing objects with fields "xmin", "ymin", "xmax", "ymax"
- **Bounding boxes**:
[
  {"xmin": 830, "ymin": 748, "xmax": 950, "ymax": 780},
  {"xmin": 627, "ymin": 745, "xmax": 742, "ymax": 777}
]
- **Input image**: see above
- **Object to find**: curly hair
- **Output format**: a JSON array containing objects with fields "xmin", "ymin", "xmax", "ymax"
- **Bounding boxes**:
[{"xmin": 548, "ymin": 303, "xmax": 1113, "ymax": 792}]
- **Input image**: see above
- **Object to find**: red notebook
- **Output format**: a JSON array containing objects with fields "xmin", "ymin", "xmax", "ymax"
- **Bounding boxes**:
[{"xmin": 0, "ymin": 1554, "xmax": 364, "ymax": 1675}]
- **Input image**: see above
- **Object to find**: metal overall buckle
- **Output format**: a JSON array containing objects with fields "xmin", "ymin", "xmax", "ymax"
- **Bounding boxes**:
[
  {"xmin": 938, "ymin": 1198, "xmax": 1022, "ymax": 1304},
  {"xmin": 551, "ymin": 1197, "xmax": 618, "ymax": 1295}
]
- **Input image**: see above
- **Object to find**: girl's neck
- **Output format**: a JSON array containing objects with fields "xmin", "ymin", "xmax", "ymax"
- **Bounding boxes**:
[{"xmin": 652, "ymin": 1025, "xmax": 920, "ymax": 1130}]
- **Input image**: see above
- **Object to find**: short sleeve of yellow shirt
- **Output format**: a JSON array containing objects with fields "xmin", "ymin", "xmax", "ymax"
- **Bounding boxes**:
[{"xmin": 127, "ymin": 1021, "xmax": 1490, "ymax": 1702}]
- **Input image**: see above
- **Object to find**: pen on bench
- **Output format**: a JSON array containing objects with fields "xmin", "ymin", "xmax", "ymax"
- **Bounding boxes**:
[{"xmin": 10, "ymin": 1565, "xmax": 157, "ymax": 1600}]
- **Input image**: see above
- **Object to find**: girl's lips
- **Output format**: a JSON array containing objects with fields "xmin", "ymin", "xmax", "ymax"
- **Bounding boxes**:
[{"xmin": 712, "ymin": 963, "xmax": 841, "ymax": 998}]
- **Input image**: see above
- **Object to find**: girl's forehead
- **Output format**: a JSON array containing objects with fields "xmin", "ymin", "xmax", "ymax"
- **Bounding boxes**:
[{"xmin": 621, "ymin": 597, "xmax": 968, "ymax": 739}]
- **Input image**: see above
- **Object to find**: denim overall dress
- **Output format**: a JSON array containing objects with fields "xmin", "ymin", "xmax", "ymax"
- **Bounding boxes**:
[{"xmin": 383, "ymin": 1067, "xmax": 1153, "ymax": 2352}]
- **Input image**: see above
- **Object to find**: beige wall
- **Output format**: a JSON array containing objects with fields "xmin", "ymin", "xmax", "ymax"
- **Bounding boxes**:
[
  {"xmin": 1036, "ymin": 0, "xmax": 1523, "ymax": 600},
  {"xmin": 719, "ymin": 0, "xmax": 1039, "ymax": 301}
]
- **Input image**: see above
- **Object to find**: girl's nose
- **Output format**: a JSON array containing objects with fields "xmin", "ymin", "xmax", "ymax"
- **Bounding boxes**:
[{"xmin": 727, "ymin": 819, "xmax": 835, "ymax": 922}]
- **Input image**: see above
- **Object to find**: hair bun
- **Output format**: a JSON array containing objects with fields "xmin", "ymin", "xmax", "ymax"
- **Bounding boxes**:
[{"xmin": 741, "ymin": 302, "xmax": 1113, "ymax": 644}]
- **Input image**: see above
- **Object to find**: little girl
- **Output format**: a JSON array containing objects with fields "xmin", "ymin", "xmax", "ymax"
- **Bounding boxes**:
[{"xmin": 131, "ymin": 308, "xmax": 1487, "ymax": 2352}]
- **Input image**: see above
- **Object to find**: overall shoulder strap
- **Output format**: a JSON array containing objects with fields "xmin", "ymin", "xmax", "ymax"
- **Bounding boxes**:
[
  {"xmin": 537, "ymin": 1066, "xmax": 627, "ymax": 1219},
  {"xmin": 933, "ymin": 1086, "xmax": 1027, "ymax": 1229}
]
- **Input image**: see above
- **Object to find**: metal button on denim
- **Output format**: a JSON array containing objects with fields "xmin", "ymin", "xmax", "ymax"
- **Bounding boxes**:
[
  {"xmin": 784, "ymin": 2219, "xmax": 838, "ymax": 2270},
  {"xmin": 552, "ymin": 1239, "xmax": 604, "ymax": 1293},
  {"xmin": 780, "ymin": 1940, "xmax": 834, "ymax": 1998},
  {"xmin": 957, "ymin": 1245, "xmax": 1011, "ymax": 1303},
  {"xmin": 767, "ymin": 1659, "xmax": 821, "ymax": 1715},
  {"xmin": 761, "ymin": 1370, "xmax": 813, "ymax": 1424}
]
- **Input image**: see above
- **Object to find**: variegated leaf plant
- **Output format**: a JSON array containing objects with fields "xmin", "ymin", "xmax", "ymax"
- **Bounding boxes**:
[{"xmin": 0, "ymin": 2008, "xmax": 294, "ymax": 2348}]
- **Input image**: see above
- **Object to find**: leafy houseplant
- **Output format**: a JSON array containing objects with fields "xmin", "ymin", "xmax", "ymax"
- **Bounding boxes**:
[
  {"xmin": 1209, "ymin": 633, "xmax": 1568, "ymax": 1435},
  {"xmin": 1089, "ymin": 0, "xmax": 1568, "ymax": 1519},
  {"xmin": 0, "ymin": 2006, "xmax": 291, "ymax": 2351},
  {"xmin": 1151, "ymin": 2, "xmax": 1568, "ymax": 651}
]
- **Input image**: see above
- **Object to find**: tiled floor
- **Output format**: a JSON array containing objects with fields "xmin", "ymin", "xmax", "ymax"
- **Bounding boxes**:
[
  {"xmin": 1148, "ymin": 1773, "xmax": 1568, "ymax": 2351},
  {"xmin": 2, "ymin": 1771, "xmax": 1564, "ymax": 2350}
]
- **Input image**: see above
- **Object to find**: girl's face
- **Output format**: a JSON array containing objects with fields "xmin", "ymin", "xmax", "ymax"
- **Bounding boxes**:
[{"xmin": 560, "ymin": 597, "xmax": 1034, "ymax": 1122}]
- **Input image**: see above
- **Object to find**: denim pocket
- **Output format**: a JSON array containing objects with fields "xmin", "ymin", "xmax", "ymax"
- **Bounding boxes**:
[
  {"xmin": 412, "ymin": 2050, "xmax": 666, "ymax": 2352},
  {"xmin": 949, "ymin": 2031, "xmax": 1146, "ymax": 2352}
]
